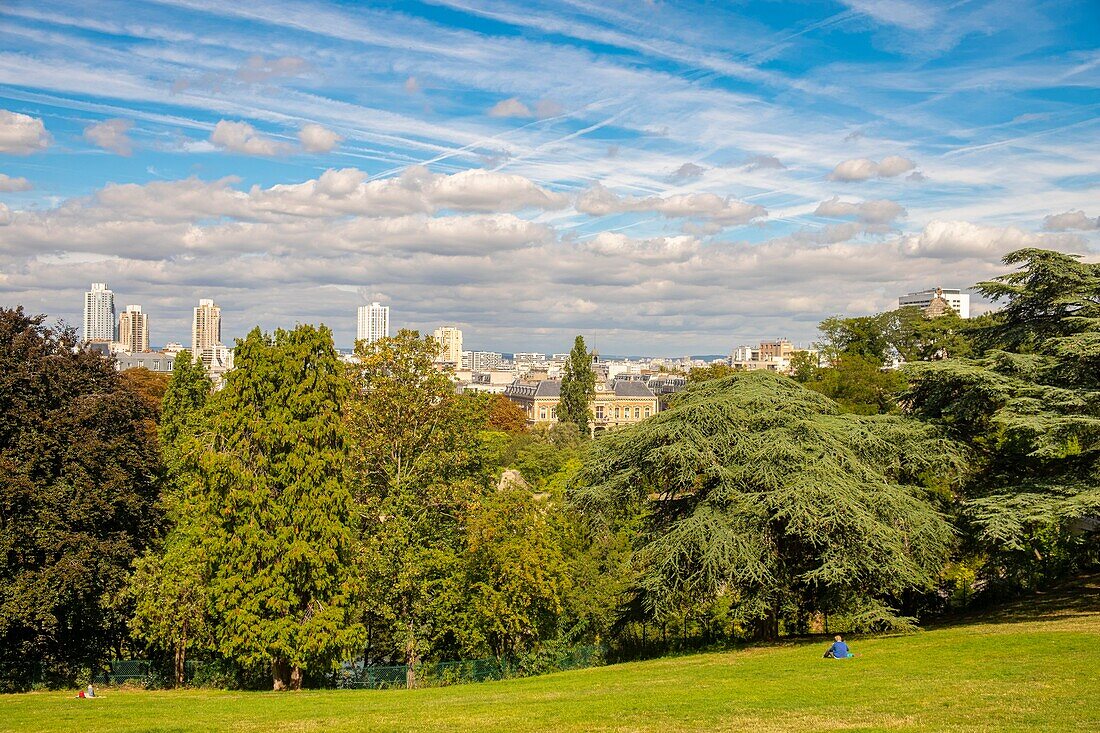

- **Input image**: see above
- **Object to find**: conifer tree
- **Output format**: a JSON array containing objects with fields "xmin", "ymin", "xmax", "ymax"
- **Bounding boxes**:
[
  {"xmin": 201, "ymin": 326, "xmax": 363, "ymax": 690},
  {"xmin": 558, "ymin": 335, "xmax": 595, "ymax": 437},
  {"xmin": 574, "ymin": 370, "xmax": 958, "ymax": 638}
]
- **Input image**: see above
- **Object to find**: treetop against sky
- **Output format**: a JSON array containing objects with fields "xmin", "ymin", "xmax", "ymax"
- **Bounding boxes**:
[{"xmin": 0, "ymin": 0, "xmax": 1097, "ymax": 352}]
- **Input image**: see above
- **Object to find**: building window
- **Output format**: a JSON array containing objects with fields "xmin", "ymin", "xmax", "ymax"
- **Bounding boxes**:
[
  {"xmin": 539, "ymin": 407, "xmax": 547, "ymax": 420},
  {"xmin": 644, "ymin": 407, "xmax": 651, "ymax": 417},
  {"xmin": 614, "ymin": 407, "xmax": 620, "ymax": 418},
  {"xmin": 634, "ymin": 407, "xmax": 641, "ymax": 418},
  {"xmin": 167, "ymin": 360, "xmax": 173, "ymax": 370},
  {"xmin": 550, "ymin": 407, "xmax": 556, "ymax": 419},
  {"xmin": 595, "ymin": 406, "xmax": 604, "ymax": 419},
  {"xmin": 153, "ymin": 360, "xmax": 160, "ymax": 370}
]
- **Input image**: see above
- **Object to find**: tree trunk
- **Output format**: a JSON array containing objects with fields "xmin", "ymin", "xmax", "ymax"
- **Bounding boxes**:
[
  {"xmin": 272, "ymin": 658, "xmax": 291, "ymax": 691},
  {"xmin": 174, "ymin": 632, "xmax": 186, "ymax": 686},
  {"xmin": 290, "ymin": 665, "xmax": 303, "ymax": 691},
  {"xmin": 405, "ymin": 641, "xmax": 418, "ymax": 690}
]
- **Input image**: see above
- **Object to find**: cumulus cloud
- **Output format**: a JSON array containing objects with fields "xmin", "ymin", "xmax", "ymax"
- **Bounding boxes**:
[
  {"xmin": 84, "ymin": 118, "xmax": 134, "ymax": 156},
  {"xmin": 488, "ymin": 98, "xmax": 532, "ymax": 118},
  {"xmin": 743, "ymin": 154, "xmax": 784, "ymax": 171},
  {"xmin": 298, "ymin": 123, "xmax": 342, "ymax": 153},
  {"xmin": 577, "ymin": 183, "xmax": 765, "ymax": 225},
  {"xmin": 898, "ymin": 220, "xmax": 1080, "ymax": 260},
  {"xmin": 585, "ymin": 232, "xmax": 700, "ymax": 263},
  {"xmin": 0, "ymin": 202, "xmax": 10, "ymax": 226},
  {"xmin": 670, "ymin": 162, "xmax": 706, "ymax": 180},
  {"xmin": 1043, "ymin": 210, "xmax": 1099, "ymax": 231},
  {"xmin": 209, "ymin": 120, "xmax": 291, "ymax": 156},
  {"xmin": 828, "ymin": 155, "xmax": 916, "ymax": 181},
  {"xmin": 0, "ymin": 110, "xmax": 50, "ymax": 155},
  {"xmin": 0, "ymin": 173, "xmax": 32, "ymax": 192},
  {"xmin": 814, "ymin": 196, "xmax": 906, "ymax": 224}
]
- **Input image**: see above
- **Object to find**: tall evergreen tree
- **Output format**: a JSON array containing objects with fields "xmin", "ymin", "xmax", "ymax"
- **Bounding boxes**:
[
  {"xmin": 129, "ymin": 351, "xmax": 213, "ymax": 684},
  {"xmin": 574, "ymin": 371, "xmax": 958, "ymax": 638},
  {"xmin": 0, "ymin": 308, "xmax": 162, "ymax": 689},
  {"xmin": 201, "ymin": 326, "xmax": 363, "ymax": 690},
  {"xmin": 905, "ymin": 249, "xmax": 1100, "ymax": 591},
  {"xmin": 558, "ymin": 335, "xmax": 595, "ymax": 437}
]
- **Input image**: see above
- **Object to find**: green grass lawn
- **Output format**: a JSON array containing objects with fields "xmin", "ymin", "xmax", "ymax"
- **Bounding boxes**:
[{"xmin": 4, "ymin": 582, "xmax": 1099, "ymax": 733}]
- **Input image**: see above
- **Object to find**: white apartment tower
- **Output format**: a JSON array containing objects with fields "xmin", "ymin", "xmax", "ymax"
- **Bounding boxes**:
[
  {"xmin": 433, "ymin": 326, "xmax": 463, "ymax": 364},
  {"xmin": 192, "ymin": 298, "xmax": 221, "ymax": 355},
  {"xmin": 117, "ymin": 305, "xmax": 150, "ymax": 352},
  {"xmin": 356, "ymin": 302, "xmax": 390, "ymax": 346},
  {"xmin": 83, "ymin": 282, "xmax": 116, "ymax": 343}
]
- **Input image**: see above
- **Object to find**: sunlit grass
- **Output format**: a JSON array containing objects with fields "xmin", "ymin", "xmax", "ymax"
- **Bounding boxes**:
[{"xmin": 3, "ymin": 582, "xmax": 1098, "ymax": 733}]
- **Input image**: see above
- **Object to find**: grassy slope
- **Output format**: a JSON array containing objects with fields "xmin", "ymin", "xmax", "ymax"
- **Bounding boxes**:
[{"xmin": 3, "ymin": 581, "xmax": 1098, "ymax": 733}]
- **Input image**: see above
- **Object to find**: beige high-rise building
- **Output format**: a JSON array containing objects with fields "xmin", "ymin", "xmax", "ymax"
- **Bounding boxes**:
[
  {"xmin": 192, "ymin": 298, "xmax": 221, "ymax": 355},
  {"xmin": 117, "ymin": 305, "xmax": 149, "ymax": 352},
  {"xmin": 433, "ymin": 326, "xmax": 463, "ymax": 364}
]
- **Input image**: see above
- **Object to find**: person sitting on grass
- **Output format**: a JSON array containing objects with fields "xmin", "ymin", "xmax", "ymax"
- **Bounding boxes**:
[{"xmin": 823, "ymin": 635, "xmax": 851, "ymax": 659}]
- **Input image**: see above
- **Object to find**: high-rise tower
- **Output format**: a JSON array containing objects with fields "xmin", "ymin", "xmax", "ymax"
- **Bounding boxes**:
[
  {"xmin": 192, "ymin": 298, "xmax": 221, "ymax": 355},
  {"xmin": 356, "ymin": 302, "xmax": 390, "ymax": 346},
  {"xmin": 83, "ymin": 282, "xmax": 115, "ymax": 343},
  {"xmin": 117, "ymin": 305, "xmax": 149, "ymax": 352}
]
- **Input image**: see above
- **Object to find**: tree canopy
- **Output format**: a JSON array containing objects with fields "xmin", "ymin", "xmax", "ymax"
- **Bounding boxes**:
[
  {"xmin": 573, "ymin": 370, "xmax": 959, "ymax": 638},
  {"xmin": 904, "ymin": 248, "xmax": 1100, "ymax": 590},
  {"xmin": 558, "ymin": 336, "xmax": 595, "ymax": 437},
  {"xmin": 0, "ymin": 308, "xmax": 162, "ymax": 689}
]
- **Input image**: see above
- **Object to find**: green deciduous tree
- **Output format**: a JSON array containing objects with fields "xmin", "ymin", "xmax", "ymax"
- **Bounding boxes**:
[
  {"xmin": 201, "ymin": 326, "xmax": 363, "ymax": 690},
  {"xmin": 905, "ymin": 249, "xmax": 1100, "ymax": 591},
  {"xmin": 0, "ymin": 308, "xmax": 162, "ymax": 689},
  {"xmin": 558, "ymin": 336, "xmax": 595, "ymax": 437},
  {"xmin": 573, "ymin": 371, "xmax": 959, "ymax": 639},
  {"xmin": 129, "ymin": 351, "xmax": 213, "ymax": 684},
  {"xmin": 348, "ymin": 329, "xmax": 488, "ymax": 687}
]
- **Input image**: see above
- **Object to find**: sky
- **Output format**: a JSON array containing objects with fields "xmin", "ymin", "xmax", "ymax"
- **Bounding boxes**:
[{"xmin": 0, "ymin": 0, "xmax": 1097, "ymax": 354}]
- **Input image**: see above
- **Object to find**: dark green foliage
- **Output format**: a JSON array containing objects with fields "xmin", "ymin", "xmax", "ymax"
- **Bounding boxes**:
[
  {"xmin": 574, "ymin": 371, "xmax": 958, "ymax": 638},
  {"xmin": 558, "ymin": 336, "xmax": 595, "ymax": 437},
  {"xmin": 0, "ymin": 308, "xmax": 162, "ymax": 689},
  {"xmin": 904, "ymin": 249, "xmax": 1100, "ymax": 591},
  {"xmin": 799, "ymin": 354, "xmax": 907, "ymax": 415},
  {"xmin": 201, "ymin": 325, "xmax": 363, "ymax": 690}
]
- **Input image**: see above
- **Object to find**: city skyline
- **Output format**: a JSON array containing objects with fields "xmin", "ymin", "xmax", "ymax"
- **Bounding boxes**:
[{"xmin": 1, "ymin": 1, "xmax": 1097, "ymax": 353}]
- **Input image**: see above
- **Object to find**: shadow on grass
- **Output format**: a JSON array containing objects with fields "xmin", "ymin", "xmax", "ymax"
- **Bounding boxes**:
[{"xmin": 931, "ymin": 573, "xmax": 1100, "ymax": 629}]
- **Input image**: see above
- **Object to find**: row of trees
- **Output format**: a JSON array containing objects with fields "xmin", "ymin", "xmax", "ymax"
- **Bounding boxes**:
[{"xmin": 2, "ymin": 248, "xmax": 1096, "ymax": 691}]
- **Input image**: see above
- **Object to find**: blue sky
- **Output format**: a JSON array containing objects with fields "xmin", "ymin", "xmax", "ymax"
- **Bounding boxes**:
[{"xmin": 0, "ymin": 0, "xmax": 1097, "ymax": 353}]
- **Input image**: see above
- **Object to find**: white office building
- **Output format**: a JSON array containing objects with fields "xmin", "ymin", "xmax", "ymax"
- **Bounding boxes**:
[
  {"xmin": 433, "ymin": 326, "xmax": 463, "ymax": 364},
  {"xmin": 117, "ymin": 305, "xmax": 150, "ymax": 353},
  {"xmin": 83, "ymin": 282, "xmax": 116, "ymax": 343},
  {"xmin": 899, "ymin": 288, "xmax": 970, "ymax": 319},
  {"xmin": 356, "ymin": 302, "xmax": 390, "ymax": 346}
]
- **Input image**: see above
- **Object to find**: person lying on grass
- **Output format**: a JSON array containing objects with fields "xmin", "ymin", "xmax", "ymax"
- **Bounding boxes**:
[{"xmin": 823, "ymin": 635, "xmax": 852, "ymax": 659}]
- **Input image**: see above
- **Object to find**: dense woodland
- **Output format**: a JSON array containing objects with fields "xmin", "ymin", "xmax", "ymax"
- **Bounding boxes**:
[{"xmin": 1, "ymin": 248, "xmax": 1097, "ymax": 691}]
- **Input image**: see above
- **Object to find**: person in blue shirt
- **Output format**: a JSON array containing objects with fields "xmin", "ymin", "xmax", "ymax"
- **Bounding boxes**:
[{"xmin": 824, "ymin": 635, "xmax": 851, "ymax": 659}]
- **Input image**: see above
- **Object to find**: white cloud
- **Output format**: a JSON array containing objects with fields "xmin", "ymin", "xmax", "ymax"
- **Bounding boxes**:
[
  {"xmin": 235, "ymin": 55, "xmax": 308, "ymax": 83},
  {"xmin": 743, "ymin": 154, "xmax": 784, "ymax": 171},
  {"xmin": 828, "ymin": 156, "xmax": 916, "ymax": 181},
  {"xmin": 488, "ymin": 97, "xmax": 532, "ymax": 118},
  {"xmin": 84, "ymin": 118, "xmax": 134, "ymax": 156},
  {"xmin": 298, "ymin": 123, "xmax": 342, "ymax": 153},
  {"xmin": 814, "ymin": 196, "xmax": 906, "ymax": 224},
  {"xmin": 0, "ymin": 173, "xmax": 32, "ymax": 192},
  {"xmin": 0, "ymin": 110, "xmax": 50, "ymax": 155},
  {"xmin": 209, "ymin": 120, "xmax": 292, "ymax": 156},
  {"xmin": 898, "ymin": 220, "xmax": 1081, "ymax": 260},
  {"xmin": 404, "ymin": 76, "xmax": 420, "ymax": 93},
  {"xmin": 1043, "ymin": 210, "xmax": 1099, "ymax": 231},
  {"xmin": 670, "ymin": 162, "xmax": 706, "ymax": 180},
  {"xmin": 577, "ymin": 184, "xmax": 765, "ymax": 225},
  {"xmin": 535, "ymin": 99, "xmax": 563, "ymax": 118},
  {"xmin": 0, "ymin": 202, "xmax": 10, "ymax": 226}
]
